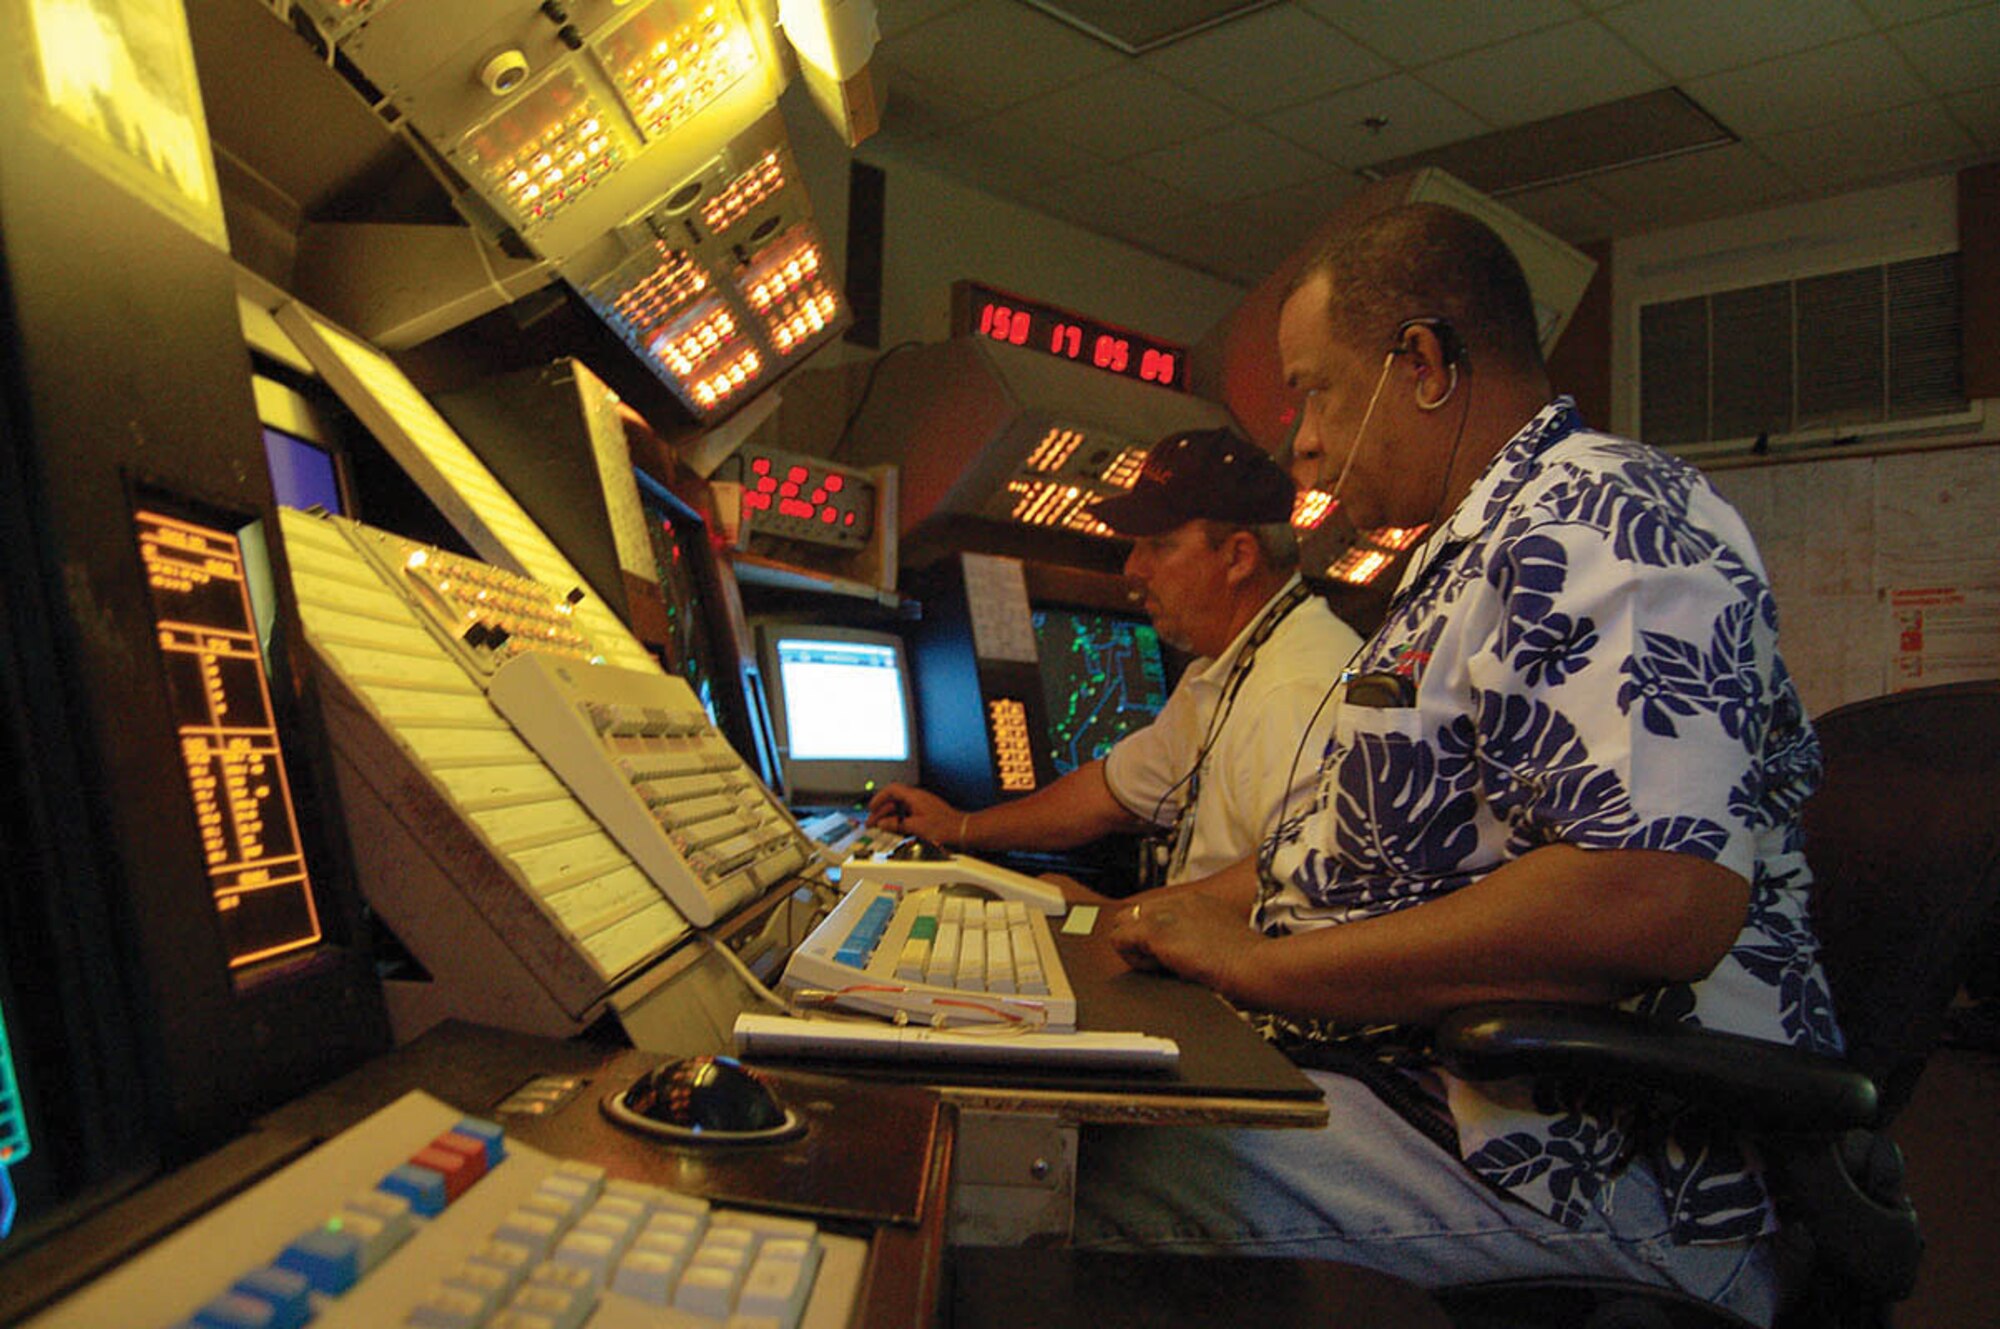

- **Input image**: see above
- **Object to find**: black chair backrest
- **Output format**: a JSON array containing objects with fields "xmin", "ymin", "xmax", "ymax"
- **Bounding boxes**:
[{"xmin": 1802, "ymin": 679, "xmax": 2000, "ymax": 1122}]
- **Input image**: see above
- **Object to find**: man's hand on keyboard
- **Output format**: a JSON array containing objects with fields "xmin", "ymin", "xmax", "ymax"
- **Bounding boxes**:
[
  {"xmin": 864, "ymin": 783, "xmax": 958, "ymax": 845},
  {"xmin": 1104, "ymin": 889, "xmax": 1267, "ymax": 997}
]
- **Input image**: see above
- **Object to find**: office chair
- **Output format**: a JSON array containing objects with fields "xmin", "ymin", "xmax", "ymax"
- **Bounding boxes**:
[{"xmin": 1429, "ymin": 680, "xmax": 2000, "ymax": 1329}]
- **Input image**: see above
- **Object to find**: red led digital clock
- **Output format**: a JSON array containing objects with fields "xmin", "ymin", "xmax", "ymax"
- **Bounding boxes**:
[{"xmin": 950, "ymin": 281, "xmax": 1187, "ymax": 391}]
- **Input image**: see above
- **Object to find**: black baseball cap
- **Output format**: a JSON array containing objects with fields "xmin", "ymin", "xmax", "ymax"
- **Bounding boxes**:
[{"xmin": 1085, "ymin": 428, "xmax": 1296, "ymax": 537}]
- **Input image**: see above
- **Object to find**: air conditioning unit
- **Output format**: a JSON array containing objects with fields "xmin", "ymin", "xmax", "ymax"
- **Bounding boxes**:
[{"xmin": 1638, "ymin": 252, "xmax": 1980, "ymax": 464}]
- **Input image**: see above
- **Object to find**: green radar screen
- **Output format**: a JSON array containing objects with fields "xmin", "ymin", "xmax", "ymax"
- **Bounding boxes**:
[
  {"xmin": 1032, "ymin": 609, "xmax": 1170, "ymax": 774},
  {"xmin": 0, "ymin": 1001, "xmax": 23, "ymax": 1238}
]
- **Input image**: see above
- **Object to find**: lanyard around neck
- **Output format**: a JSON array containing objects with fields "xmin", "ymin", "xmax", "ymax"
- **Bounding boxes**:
[{"xmin": 1164, "ymin": 579, "xmax": 1314, "ymax": 879}]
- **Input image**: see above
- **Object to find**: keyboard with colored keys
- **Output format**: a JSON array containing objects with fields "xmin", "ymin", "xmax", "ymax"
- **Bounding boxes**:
[
  {"xmin": 779, "ymin": 878, "xmax": 1077, "ymax": 1031},
  {"xmin": 26, "ymin": 1092, "xmax": 864, "ymax": 1329}
]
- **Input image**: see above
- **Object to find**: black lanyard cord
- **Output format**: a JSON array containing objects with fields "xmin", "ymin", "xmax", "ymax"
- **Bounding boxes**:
[{"xmin": 1155, "ymin": 579, "xmax": 1315, "ymax": 880}]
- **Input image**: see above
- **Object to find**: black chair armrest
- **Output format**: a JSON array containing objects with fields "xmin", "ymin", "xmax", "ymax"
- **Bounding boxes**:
[{"xmin": 1435, "ymin": 1003, "xmax": 1879, "ymax": 1134}]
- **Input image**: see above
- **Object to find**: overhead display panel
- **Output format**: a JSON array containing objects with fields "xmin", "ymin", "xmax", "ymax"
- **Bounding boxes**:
[{"xmin": 277, "ymin": 0, "xmax": 865, "ymax": 420}]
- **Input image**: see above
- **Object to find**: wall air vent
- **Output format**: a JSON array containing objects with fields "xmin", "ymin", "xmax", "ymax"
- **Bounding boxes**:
[{"xmin": 1639, "ymin": 252, "xmax": 1976, "ymax": 462}]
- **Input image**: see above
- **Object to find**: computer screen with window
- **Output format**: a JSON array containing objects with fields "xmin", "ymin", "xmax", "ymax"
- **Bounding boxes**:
[
  {"xmin": 1031, "ymin": 605, "xmax": 1171, "ymax": 775},
  {"xmin": 757, "ymin": 624, "xmax": 919, "ymax": 807}
]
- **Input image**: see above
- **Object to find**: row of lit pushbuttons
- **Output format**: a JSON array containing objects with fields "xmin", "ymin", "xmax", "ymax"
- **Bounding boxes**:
[
  {"xmin": 741, "ymin": 491, "xmax": 861, "ymax": 529},
  {"xmin": 740, "ymin": 238, "xmax": 821, "ymax": 313},
  {"xmin": 172, "ymin": 1116, "xmax": 506, "ymax": 1328},
  {"xmin": 483, "ymin": 100, "xmax": 622, "ymax": 226},
  {"xmin": 742, "ymin": 460, "xmax": 860, "ymax": 526},
  {"xmin": 608, "ymin": 246, "xmax": 710, "ymax": 336},
  {"xmin": 988, "ymin": 697, "xmax": 1037, "ymax": 792},
  {"xmin": 700, "ymin": 148, "xmax": 784, "ymax": 234},
  {"xmin": 1006, "ymin": 479, "xmax": 1089, "ymax": 528},
  {"xmin": 1025, "ymin": 428, "xmax": 1086, "ymax": 474},
  {"xmin": 613, "ymin": 11, "xmax": 754, "ymax": 139},
  {"xmin": 403, "ymin": 550, "xmax": 593, "ymax": 660},
  {"xmin": 684, "ymin": 346, "xmax": 763, "ymax": 411},
  {"xmin": 654, "ymin": 302, "xmax": 740, "ymax": 378}
]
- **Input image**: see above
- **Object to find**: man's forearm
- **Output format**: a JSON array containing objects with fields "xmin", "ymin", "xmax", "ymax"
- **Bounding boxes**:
[
  {"xmin": 959, "ymin": 760, "xmax": 1148, "ymax": 853},
  {"xmin": 1215, "ymin": 846, "xmax": 1750, "ymax": 1027}
]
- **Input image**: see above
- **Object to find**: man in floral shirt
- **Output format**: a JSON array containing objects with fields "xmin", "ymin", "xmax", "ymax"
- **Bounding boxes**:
[{"xmin": 1071, "ymin": 204, "xmax": 1835, "ymax": 1327}]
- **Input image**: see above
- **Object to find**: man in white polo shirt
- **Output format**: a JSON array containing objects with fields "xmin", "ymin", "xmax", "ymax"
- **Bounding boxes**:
[{"xmin": 867, "ymin": 428, "xmax": 1360, "ymax": 890}]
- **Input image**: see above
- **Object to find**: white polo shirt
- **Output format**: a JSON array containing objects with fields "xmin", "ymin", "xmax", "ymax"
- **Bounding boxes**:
[{"xmin": 1102, "ymin": 576, "xmax": 1362, "ymax": 884}]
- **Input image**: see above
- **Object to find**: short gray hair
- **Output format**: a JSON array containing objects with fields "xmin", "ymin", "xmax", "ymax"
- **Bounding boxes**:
[{"xmin": 1200, "ymin": 519, "xmax": 1299, "ymax": 570}]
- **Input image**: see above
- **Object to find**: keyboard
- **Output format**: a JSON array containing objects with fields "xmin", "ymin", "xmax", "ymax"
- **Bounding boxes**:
[
  {"xmin": 790, "ymin": 809, "xmax": 895, "ymax": 861},
  {"xmin": 779, "ymin": 878, "xmax": 1077, "ymax": 1031},
  {"xmin": 28, "ymin": 1092, "xmax": 865, "ymax": 1329},
  {"xmin": 487, "ymin": 652, "xmax": 813, "ymax": 927}
]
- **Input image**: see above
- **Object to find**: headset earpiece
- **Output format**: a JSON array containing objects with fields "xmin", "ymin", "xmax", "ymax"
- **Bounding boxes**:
[
  {"xmin": 1393, "ymin": 317, "xmax": 1465, "ymax": 366},
  {"xmin": 1393, "ymin": 317, "xmax": 1462, "ymax": 411}
]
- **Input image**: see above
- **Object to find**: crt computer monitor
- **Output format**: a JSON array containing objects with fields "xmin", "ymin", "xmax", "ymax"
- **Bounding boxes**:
[
  {"xmin": 261, "ymin": 425, "xmax": 346, "ymax": 515},
  {"xmin": 757, "ymin": 623, "xmax": 919, "ymax": 808},
  {"xmin": 1031, "ymin": 605, "xmax": 1171, "ymax": 775}
]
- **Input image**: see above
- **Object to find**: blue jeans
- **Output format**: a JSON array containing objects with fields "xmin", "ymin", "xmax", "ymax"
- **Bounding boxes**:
[{"xmin": 1073, "ymin": 1070, "xmax": 1779, "ymax": 1327}]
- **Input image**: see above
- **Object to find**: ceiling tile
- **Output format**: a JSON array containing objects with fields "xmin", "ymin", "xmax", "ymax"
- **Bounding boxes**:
[
  {"xmin": 1599, "ymin": 0, "xmax": 1875, "ymax": 80},
  {"xmin": 1262, "ymin": 74, "xmax": 1491, "ymax": 168},
  {"xmin": 878, "ymin": 0, "xmax": 978, "ymax": 40},
  {"xmin": 1226, "ymin": 174, "xmax": 1368, "ymax": 251},
  {"xmin": 1947, "ymin": 85, "xmax": 2000, "ymax": 152},
  {"xmin": 1683, "ymin": 35, "xmax": 1932, "ymax": 139},
  {"xmin": 1583, "ymin": 142, "xmax": 1802, "ymax": 228},
  {"xmin": 873, "ymin": 57, "xmax": 989, "ymax": 141},
  {"xmin": 1139, "ymin": 4, "xmax": 1390, "ymax": 115},
  {"xmin": 1035, "ymin": 164, "xmax": 1211, "ymax": 233},
  {"xmin": 931, "ymin": 112, "xmax": 1110, "ymax": 188},
  {"xmin": 1852, "ymin": 0, "xmax": 1975, "ymax": 23},
  {"xmin": 1756, "ymin": 101, "xmax": 1981, "ymax": 192},
  {"xmin": 1299, "ymin": 0, "xmax": 1581, "ymax": 68},
  {"xmin": 986, "ymin": 64, "xmax": 1234, "ymax": 161},
  {"xmin": 1419, "ymin": 20, "xmax": 1665, "ymax": 127},
  {"xmin": 876, "ymin": 0, "xmax": 1125, "ymax": 115},
  {"xmin": 1888, "ymin": 5, "xmax": 2000, "ymax": 96},
  {"xmin": 1127, "ymin": 122, "xmax": 1334, "ymax": 203},
  {"xmin": 1500, "ymin": 181, "xmax": 1626, "ymax": 246},
  {"xmin": 1130, "ymin": 206, "xmax": 1287, "ymax": 285}
]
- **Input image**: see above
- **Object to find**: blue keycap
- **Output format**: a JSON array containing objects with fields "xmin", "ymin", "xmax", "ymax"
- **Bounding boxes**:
[
  {"xmin": 231, "ymin": 1266, "xmax": 312, "ymax": 1329},
  {"xmin": 379, "ymin": 1162, "xmax": 449, "ymax": 1216},
  {"xmin": 190, "ymin": 1290, "xmax": 278, "ymax": 1327},
  {"xmin": 274, "ymin": 1225, "xmax": 362, "ymax": 1294},
  {"xmin": 450, "ymin": 1116, "xmax": 507, "ymax": 1167}
]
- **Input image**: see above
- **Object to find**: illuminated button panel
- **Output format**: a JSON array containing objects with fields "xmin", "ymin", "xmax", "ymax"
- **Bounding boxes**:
[
  {"xmin": 988, "ymin": 698, "xmax": 1038, "ymax": 793},
  {"xmin": 402, "ymin": 547, "xmax": 595, "ymax": 670},
  {"xmin": 452, "ymin": 69, "xmax": 634, "ymax": 234},
  {"xmin": 599, "ymin": 243, "xmax": 714, "ymax": 346},
  {"xmin": 1292, "ymin": 489, "xmax": 1428, "ymax": 587},
  {"xmin": 719, "ymin": 448, "xmax": 874, "ymax": 549},
  {"xmin": 372, "ymin": 537, "xmax": 597, "ymax": 676},
  {"xmin": 735, "ymin": 222, "xmax": 843, "ymax": 359},
  {"xmin": 998, "ymin": 426, "xmax": 1145, "ymax": 538},
  {"xmin": 701, "ymin": 147, "xmax": 787, "ymax": 236},
  {"xmin": 597, "ymin": 0, "xmax": 759, "ymax": 142},
  {"xmin": 576, "ymin": 220, "xmax": 843, "ymax": 418}
]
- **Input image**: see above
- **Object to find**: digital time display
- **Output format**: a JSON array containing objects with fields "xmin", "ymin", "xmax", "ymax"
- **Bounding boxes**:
[{"xmin": 952, "ymin": 281, "xmax": 1187, "ymax": 390}]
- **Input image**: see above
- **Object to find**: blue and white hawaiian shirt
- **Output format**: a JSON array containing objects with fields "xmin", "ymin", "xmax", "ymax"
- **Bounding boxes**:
[{"xmin": 1257, "ymin": 399, "xmax": 1839, "ymax": 1244}]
